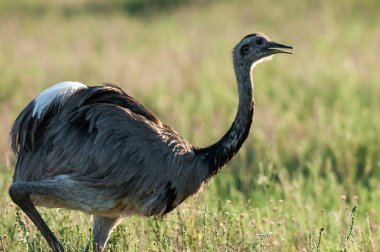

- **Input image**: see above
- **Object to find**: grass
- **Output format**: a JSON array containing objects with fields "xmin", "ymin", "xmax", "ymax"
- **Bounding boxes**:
[{"xmin": 0, "ymin": 0, "xmax": 380, "ymax": 251}]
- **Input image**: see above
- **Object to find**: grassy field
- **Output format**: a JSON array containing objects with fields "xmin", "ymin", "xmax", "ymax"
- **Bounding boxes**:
[{"xmin": 1, "ymin": 0, "xmax": 380, "ymax": 251}]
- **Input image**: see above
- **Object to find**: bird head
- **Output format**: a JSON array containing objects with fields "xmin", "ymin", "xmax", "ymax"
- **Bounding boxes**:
[{"xmin": 233, "ymin": 33, "xmax": 294, "ymax": 68}]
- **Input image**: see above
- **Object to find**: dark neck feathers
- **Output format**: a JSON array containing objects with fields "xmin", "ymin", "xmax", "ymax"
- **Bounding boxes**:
[{"xmin": 195, "ymin": 62, "xmax": 254, "ymax": 176}]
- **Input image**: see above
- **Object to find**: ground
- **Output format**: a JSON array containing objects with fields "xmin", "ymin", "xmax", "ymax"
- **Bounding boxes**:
[{"xmin": 0, "ymin": 0, "xmax": 379, "ymax": 251}]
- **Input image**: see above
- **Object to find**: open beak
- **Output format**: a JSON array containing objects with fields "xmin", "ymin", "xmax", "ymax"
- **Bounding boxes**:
[{"xmin": 267, "ymin": 41, "xmax": 294, "ymax": 55}]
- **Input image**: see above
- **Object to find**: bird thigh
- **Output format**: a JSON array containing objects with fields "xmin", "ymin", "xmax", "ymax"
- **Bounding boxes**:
[{"xmin": 11, "ymin": 175, "xmax": 117, "ymax": 213}]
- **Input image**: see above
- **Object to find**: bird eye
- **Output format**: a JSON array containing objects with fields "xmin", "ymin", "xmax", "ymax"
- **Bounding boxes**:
[
  {"xmin": 240, "ymin": 45, "xmax": 250, "ymax": 55},
  {"xmin": 256, "ymin": 38, "xmax": 263, "ymax": 45}
]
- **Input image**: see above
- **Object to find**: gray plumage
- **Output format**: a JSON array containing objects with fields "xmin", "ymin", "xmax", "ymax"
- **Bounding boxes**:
[{"xmin": 9, "ymin": 33, "xmax": 293, "ymax": 251}]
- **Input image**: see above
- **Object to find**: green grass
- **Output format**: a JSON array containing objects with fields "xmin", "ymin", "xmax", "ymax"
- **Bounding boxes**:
[{"xmin": 1, "ymin": 0, "xmax": 380, "ymax": 251}]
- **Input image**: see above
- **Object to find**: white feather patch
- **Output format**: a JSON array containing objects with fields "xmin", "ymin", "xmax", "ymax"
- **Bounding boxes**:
[
  {"xmin": 251, "ymin": 55, "xmax": 273, "ymax": 69},
  {"xmin": 33, "ymin": 81, "xmax": 87, "ymax": 118}
]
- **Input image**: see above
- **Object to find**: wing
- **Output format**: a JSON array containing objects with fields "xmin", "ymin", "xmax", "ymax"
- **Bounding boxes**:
[{"xmin": 11, "ymin": 84, "xmax": 161, "ymax": 156}]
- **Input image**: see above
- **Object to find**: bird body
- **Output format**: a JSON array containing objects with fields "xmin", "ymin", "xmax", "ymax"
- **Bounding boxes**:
[
  {"xmin": 12, "ymin": 83, "xmax": 207, "ymax": 217},
  {"xmin": 9, "ymin": 33, "xmax": 293, "ymax": 251}
]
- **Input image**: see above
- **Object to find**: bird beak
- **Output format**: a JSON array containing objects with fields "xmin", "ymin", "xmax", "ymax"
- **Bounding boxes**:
[{"xmin": 266, "ymin": 41, "xmax": 294, "ymax": 55}]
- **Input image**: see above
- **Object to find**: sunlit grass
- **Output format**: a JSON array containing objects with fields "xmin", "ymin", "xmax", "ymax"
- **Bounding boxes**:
[
  {"xmin": 1, "ymin": 168, "xmax": 377, "ymax": 251},
  {"xmin": 0, "ymin": 0, "xmax": 379, "ymax": 251}
]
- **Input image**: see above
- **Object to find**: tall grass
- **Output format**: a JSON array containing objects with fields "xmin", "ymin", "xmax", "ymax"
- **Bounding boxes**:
[{"xmin": 0, "ymin": 0, "xmax": 379, "ymax": 250}]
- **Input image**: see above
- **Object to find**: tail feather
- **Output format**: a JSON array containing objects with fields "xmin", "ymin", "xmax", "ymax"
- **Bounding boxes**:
[{"xmin": 10, "ymin": 100, "xmax": 38, "ymax": 155}]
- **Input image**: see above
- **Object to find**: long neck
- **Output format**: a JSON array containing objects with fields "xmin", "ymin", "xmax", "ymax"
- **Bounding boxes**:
[{"xmin": 195, "ymin": 62, "xmax": 254, "ymax": 176}]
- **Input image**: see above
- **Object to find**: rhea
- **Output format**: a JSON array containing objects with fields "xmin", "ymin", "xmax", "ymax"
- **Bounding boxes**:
[{"xmin": 9, "ymin": 33, "xmax": 293, "ymax": 251}]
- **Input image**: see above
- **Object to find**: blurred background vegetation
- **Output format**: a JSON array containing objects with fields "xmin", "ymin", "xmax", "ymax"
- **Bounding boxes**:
[{"xmin": 0, "ymin": 0, "xmax": 379, "ymax": 250}]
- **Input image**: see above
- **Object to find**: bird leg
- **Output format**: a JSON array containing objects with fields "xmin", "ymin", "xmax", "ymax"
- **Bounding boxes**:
[
  {"xmin": 8, "ymin": 183, "xmax": 64, "ymax": 252},
  {"xmin": 87, "ymin": 216, "xmax": 120, "ymax": 252}
]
